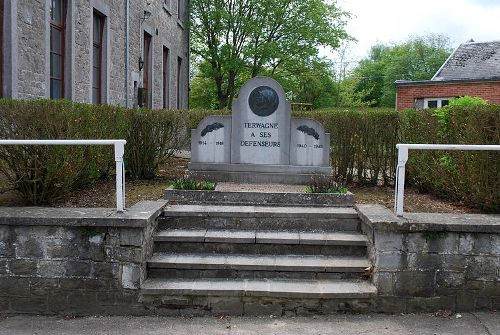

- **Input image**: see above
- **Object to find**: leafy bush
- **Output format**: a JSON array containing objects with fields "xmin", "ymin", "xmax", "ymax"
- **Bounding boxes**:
[
  {"xmin": 305, "ymin": 175, "xmax": 348, "ymax": 194},
  {"xmin": 170, "ymin": 178, "xmax": 215, "ymax": 190},
  {"xmin": 125, "ymin": 109, "xmax": 188, "ymax": 179},
  {"xmin": 448, "ymin": 96, "xmax": 488, "ymax": 107}
]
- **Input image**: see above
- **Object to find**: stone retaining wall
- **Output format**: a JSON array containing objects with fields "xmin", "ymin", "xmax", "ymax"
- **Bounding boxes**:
[
  {"xmin": 0, "ymin": 201, "xmax": 166, "ymax": 315},
  {"xmin": 1, "ymin": 201, "xmax": 498, "ymax": 315},
  {"xmin": 357, "ymin": 205, "xmax": 500, "ymax": 312}
]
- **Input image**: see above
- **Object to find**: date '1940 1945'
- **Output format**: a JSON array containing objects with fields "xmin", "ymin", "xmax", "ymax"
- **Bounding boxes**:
[{"xmin": 297, "ymin": 144, "xmax": 323, "ymax": 149}]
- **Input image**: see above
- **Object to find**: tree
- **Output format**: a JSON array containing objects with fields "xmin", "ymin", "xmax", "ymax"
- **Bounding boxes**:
[
  {"xmin": 190, "ymin": 0, "xmax": 350, "ymax": 109},
  {"xmin": 350, "ymin": 35, "xmax": 453, "ymax": 107}
]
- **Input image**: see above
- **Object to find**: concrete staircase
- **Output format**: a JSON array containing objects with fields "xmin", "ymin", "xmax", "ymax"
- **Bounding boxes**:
[{"xmin": 141, "ymin": 194, "xmax": 376, "ymax": 315}]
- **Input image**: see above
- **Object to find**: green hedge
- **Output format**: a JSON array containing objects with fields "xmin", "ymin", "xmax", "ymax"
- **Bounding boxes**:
[
  {"xmin": 400, "ymin": 106, "xmax": 499, "ymax": 212},
  {"xmin": 0, "ymin": 99, "xmax": 193, "ymax": 204},
  {"xmin": 0, "ymin": 99, "xmax": 498, "ymax": 211},
  {"xmin": 295, "ymin": 108, "xmax": 399, "ymax": 185}
]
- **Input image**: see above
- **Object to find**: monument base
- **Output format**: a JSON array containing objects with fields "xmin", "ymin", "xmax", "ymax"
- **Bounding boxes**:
[{"xmin": 187, "ymin": 163, "xmax": 332, "ymax": 184}]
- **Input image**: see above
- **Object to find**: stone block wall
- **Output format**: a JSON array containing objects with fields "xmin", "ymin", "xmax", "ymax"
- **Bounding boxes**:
[
  {"xmin": 358, "ymin": 205, "xmax": 500, "ymax": 312},
  {"xmin": 0, "ymin": 201, "xmax": 166, "ymax": 315},
  {"xmin": 3, "ymin": 0, "xmax": 189, "ymax": 109}
]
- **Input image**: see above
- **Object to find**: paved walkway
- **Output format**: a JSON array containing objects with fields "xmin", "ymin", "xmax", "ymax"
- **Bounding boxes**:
[{"xmin": 1, "ymin": 312, "xmax": 498, "ymax": 335}]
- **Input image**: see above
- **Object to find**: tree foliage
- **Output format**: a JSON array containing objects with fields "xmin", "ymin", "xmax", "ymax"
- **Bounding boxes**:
[
  {"xmin": 190, "ymin": 0, "xmax": 350, "ymax": 109},
  {"xmin": 349, "ymin": 35, "xmax": 452, "ymax": 107}
]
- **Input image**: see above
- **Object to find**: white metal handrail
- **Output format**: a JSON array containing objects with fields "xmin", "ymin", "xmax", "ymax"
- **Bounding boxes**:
[
  {"xmin": 0, "ymin": 139, "xmax": 126, "ymax": 212},
  {"xmin": 395, "ymin": 144, "xmax": 500, "ymax": 216}
]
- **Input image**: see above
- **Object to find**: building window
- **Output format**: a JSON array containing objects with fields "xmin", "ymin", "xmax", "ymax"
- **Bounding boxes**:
[
  {"xmin": 177, "ymin": 0, "xmax": 184, "ymax": 20},
  {"xmin": 163, "ymin": 47, "xmax": 170, "ymax": 109},
  {"xmin": 50, "ymin": 0, "xmax": 67, "ymax": 99},
  {"xmin": 143, "ymin": 32, "xmax": 152, "ymax": 108},
  {"xmin": 92, "ymin": 12, "xmax": 105, "ymax": 104},
  {"xmin": 0, "ymin": 0, "xmax": 3, "ymax": 97},
  {"xmin": 427, "ymin": 100, "xmax": 438, "ymax": 108},
  {"xmin": 415, "ymin": 98, "xmax": 453, "ymax": 109},
  {"xmin": 177, "ymin": 57, "xmax": 182, "ymax": 109}
]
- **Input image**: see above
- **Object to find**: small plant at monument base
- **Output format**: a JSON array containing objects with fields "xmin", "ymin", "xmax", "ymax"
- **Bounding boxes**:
[
  {"xmin": 170, "ymin": 178, "xmax": 215, "ymax": 191},
  {"xmin": 305, "ymin": 175, "xmax": 348, "ymax": 194}
]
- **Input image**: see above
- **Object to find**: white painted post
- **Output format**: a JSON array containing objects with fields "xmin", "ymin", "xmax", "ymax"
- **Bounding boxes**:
[
  {"xmin": 395, "ymin": 145, "xmax": 408, "ymax": 217},
  {"xmin": 114, "ymin": 142, "xmax": 126, "ymax": 212},
  {"xmin": 0, "ymin": 139, "xmax": 127, "ymax": 213},
  {"xmin": 393, "ymin": 144, "xmax": 500, "ymax": 217}
]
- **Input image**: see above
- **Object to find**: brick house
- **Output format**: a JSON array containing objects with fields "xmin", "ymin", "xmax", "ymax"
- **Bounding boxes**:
[
  {"xmin": 395, "ymin": 40, "xmax": 500, "ymax": 110},
  {"xmin": 0, "ymin": 0, "xmax": 189, "ymax": 109}
]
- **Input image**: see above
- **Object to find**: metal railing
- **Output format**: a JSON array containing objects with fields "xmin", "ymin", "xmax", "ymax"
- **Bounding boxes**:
[
  {"xmin": 394, "ymin": 144, "xmax": 500, "ymax": 217},
  {"xmin": 0, "ymin": 140, "xmax": 126, "ymax": 212}
]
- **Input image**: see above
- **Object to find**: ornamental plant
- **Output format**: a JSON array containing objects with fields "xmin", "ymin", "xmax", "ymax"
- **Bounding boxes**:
[
  {"xmin": 170, "ymin": 178, "xmax": 215, "ymax": 191},
  {"xmin": 305, "ymin": 175, "xmax": 348, "ymax": 194}
]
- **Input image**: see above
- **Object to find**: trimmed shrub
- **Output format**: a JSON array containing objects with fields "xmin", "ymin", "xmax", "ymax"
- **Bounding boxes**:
[
  {"xmin": 0, "ymin": 99, "xmax": 190, "ymax": 204},
  {"xmin": 400, "ymin": 105, "xmax": 499, "ymax": 212},
  {"xmin": 295, "ymin": 108, "xmax": 399, "ymax": 185},
  {"xmin": 0, "ymin": 99, "xmax": 497, "ymax": 212},
  {"xmin": 124, "ymin": 108, "xmax": 188, "ymax": 179},
  {"xmin": 0, "ymin": 99, "xmax": 123, "ymax": 204}
]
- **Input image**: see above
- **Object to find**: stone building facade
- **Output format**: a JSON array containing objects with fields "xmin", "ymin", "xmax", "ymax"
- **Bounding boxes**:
[{"xmin": 0, "ymin": 0, "xmax": 189, "ymax": 109}]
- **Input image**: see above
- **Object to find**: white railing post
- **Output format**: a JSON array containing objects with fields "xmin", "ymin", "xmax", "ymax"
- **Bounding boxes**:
[
  {"xmin": 114, "ymin": 142, "xmax": 126, "ymax": 213},
  {"xmin": 395, "ymin": 145, "xmax": 408, "ymax": 217},
  {"xmin": 393, "ymin": 144, "xmax": 500, "ymax": 217},
  {"xmin": 0, "ymin": 139, "xmax": 127, "ymax": 213}
]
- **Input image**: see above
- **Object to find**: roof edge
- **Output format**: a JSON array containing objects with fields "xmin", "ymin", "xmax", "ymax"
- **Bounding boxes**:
[
  {"xmin": 431, "ymin": 43, "xmax": 461, "ymax": 80},
  {"xmin": 395, "ymin": 78, "xmax": 500, "ymax": 86}
]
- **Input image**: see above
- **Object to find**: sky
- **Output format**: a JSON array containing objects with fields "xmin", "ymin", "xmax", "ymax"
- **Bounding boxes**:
[{"xmin": 328, "ymin": 0, "xmax": 500, "ymax": 63}]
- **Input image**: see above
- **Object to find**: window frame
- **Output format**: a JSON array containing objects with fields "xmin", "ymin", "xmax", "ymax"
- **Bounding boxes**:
[
  {"xmin": 423, "ymin": 97, "xmax": 453, "ymax": 109},
  {"xmin": 92, "ymin": 11, "xmax": 105, "ymax": 104},
  {"xmin": 163, "ymin": 46, "xmax": 170, "ymax": 109},
  {"xmin": 0, "ymin": 0, "xmax": 3, "ymax": 97},
  {"xmin": 177, "ymin": 0, "xmax": 183, "ymax": 20},
  {"xmin": 50, "ymin": 0, "xmax": 67, "ymax": 100},
  {"xmin": 143, "ymin": 32, "xmax": 152, "ymax": 108},
  {"xmin": 176, "ymin": 56, "xmax": 182, "ymax": 109}
]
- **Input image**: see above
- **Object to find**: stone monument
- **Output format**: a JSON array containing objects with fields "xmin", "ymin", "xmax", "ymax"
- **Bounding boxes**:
[{"xmin": 188, "ymin": 77, "xmax": 332, "ymax": 184}]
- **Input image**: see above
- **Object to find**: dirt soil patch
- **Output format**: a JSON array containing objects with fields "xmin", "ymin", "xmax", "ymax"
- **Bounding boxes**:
[{"xmin": 0, "ymin": 157, "xmax": 481, "ymax": 213}]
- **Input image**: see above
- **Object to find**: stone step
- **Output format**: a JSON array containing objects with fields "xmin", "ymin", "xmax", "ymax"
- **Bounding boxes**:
[
  {"xmin": 148, "ymin": 253, "xmax": 369, "ymax": 273},
  {"xmin": 164, "ymin": 205, "xmax": 358, "ymax": 219},
  {"xmin": 164, "ymin": 187, "xmax": 354, "ymax": 207},
  {"xmin": 147, "ymin": 268, "xmax": 363, "ymax": 280},
  {"xmin": 154, "ymin": 241, "xmax": 367, "ymax": 257},
  {"xmin": 159, "ymin": 205, "xmax": 360, "ymax": 231},
  {"xmin": 141, "ymin": 278, "xmax": 377, "ymax": 299},
  {"xmin": 155, "ymin": 229, "xmax": 367, "ymax": 245},
  {"xmin": 153, "ymin": 229, "xmax": 367, "ymax": 256}
]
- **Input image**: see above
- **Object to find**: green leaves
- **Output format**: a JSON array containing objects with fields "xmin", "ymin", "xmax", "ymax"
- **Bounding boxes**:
[
  {"xmin": 351, "ymin": 34, "xmax": 452, "ymax": 107},
  {"xmin": 190, "ymin": 0, "xmax": 350, "ymax": 108}
]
